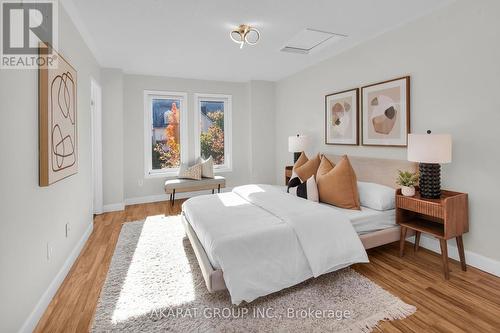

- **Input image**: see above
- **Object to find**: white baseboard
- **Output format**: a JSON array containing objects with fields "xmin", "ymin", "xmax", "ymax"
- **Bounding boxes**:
[
  {"xmin": 102, "ymin": 202, "xmax": 125, "ymax": 212},
  {"xmin": 124, "ymin": 187, "xmax": 233, "ymax": 206},
  {"xmin": 20, "ymin": 222, "xmax": 94, "ymax": 333},
  {"xmin": 408, "ymin": 234, "xmax": 500, "ymax": 277}
]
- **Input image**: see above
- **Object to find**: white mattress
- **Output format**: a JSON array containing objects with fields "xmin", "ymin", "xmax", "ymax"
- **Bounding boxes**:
[{"xmin": 321, "ymin": 204, "xmax": 396, "ymax": 235}]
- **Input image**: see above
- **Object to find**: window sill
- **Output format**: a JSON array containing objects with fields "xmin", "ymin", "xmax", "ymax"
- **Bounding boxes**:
[
  {"xmin": 145, "ymin": 167, "xmax": 231, "ymax": 179},
  {"xmin": 144, "ymin": 171, "xmax": 179, "ymax": 179}
]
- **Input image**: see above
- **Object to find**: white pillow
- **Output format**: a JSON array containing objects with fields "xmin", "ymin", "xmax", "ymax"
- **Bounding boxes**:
[
  {"xmin": 357, "ymin": 181, "xmax": 395, "ymax": 211},
  {"xmin": 178, "ymin": 163, "xmax": 202, "ymax": 180},
  {"xmin": 198, "ymin": 156, "xmax": 214, "ymax": 178}
]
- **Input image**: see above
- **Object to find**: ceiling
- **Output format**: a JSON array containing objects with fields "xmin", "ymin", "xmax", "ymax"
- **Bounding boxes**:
[{"xmin": 63, "ymin": 0, "xmax": 452, "ymax": 82}]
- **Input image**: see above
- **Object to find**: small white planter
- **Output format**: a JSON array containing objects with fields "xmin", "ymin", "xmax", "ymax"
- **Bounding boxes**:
[{"xmin": 401, "ymin": 186, "xmax": 416, "ymax": 197}]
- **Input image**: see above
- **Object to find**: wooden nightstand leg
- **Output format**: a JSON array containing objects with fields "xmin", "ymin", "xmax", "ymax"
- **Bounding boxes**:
[
  {"xmin": 439, "ymin": 239, "xmax": 450, "ymax": 280},
  {"xmin": 456, "ymin": 236, "xmax": 467, "ymax": 271},
  {"xmin": 399, "ymin": 226, "xmax": 407, "ymax": 257},
  {"xmin": 414, "ymin": 231, "xmax": 421, "ymax": 252}
]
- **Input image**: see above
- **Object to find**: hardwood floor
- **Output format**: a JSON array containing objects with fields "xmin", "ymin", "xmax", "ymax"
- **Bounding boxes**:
[{"xmin": 35, "ymin": 200, "xmax": 500, "ymax": 332}]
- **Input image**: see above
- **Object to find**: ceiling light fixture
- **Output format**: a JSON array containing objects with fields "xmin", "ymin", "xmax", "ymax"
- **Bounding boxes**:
[{"xmin": 230, "ymin": 24, "xmax": 260, "ymax": 49}]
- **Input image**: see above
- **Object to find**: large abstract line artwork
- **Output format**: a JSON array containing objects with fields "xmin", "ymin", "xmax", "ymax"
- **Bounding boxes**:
[
  {"xmin": 39, "ymin": 45, "xmax": 78, "ymax": 186},
  {"xmin": 51, "ymin": 72, "xmax": 76, "ymax": 171}
]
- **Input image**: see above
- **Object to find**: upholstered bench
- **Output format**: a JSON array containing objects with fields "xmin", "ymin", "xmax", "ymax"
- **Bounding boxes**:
[{"xmin": 164, "ymin": 176, "xmax": 226, "ymax": 205}]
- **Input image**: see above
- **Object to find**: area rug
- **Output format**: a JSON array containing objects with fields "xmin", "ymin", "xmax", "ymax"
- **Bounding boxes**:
[{"xmin": 92, "ymin": 215, "xmax": 415, "ymax": 332}]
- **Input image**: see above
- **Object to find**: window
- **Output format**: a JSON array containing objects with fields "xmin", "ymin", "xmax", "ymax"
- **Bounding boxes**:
[
  {"xmin": 194, "ymin": 94, "xmax": 232, "ymax": 172},
  {"xmin": 144, "ymin": 91, "xmax": 188, "ymax": 177}
]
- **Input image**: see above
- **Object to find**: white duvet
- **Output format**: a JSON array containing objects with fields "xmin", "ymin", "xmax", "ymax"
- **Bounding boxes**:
[{"xmin": 182, "ymin": 184, "xmax": 369, "ymax": 304}]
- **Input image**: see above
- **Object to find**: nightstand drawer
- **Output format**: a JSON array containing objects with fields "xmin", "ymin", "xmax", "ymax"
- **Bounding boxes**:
[{"xmin": 396, "ymin": 195, "xmax": 444, "ymax": 218}]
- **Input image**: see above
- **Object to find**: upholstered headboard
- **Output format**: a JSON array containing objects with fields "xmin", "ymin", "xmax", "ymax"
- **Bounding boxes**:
[{"xmin": 324, "ymin": 154, "xmax": 418, "ymax": 189}]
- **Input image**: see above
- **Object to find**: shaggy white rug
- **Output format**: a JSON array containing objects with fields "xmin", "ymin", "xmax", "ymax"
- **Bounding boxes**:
[{"xmin": 92, "ymin": 215, "xmax": 415, "ymax": 332}]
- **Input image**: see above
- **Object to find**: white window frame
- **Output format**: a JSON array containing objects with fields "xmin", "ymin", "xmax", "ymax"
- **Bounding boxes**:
[
  {"xmin": 194, "ymin": 93, "xmax": 232, "ymax": 173},
  {"xmin": 144, "ymin": 90, "xmax": 188, "ymax": 178}
]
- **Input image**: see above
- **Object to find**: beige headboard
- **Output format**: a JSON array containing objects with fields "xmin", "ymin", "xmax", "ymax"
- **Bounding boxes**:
[{"xmin": 324, "ymin": 154, "xmax": 418, "ymax": 189}]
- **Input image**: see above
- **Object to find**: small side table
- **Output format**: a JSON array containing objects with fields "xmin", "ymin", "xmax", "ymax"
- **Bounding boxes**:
[
  {"xmin": 396, "ymin": 188, "xmax": 469, "ymax": 280},
  {"xmin": 285, "ymin": 166, "xmax": 293, "ymax": 185}
]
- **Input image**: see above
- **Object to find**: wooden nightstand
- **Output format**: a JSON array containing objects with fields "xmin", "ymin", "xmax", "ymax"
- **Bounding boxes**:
[
  {"xmin": 396, "ymin": 189, "xmax": 469, "ymax": 279},
  {"xmin": 285, "ymin": 166, "xmax": 293, "ymax": 185}
]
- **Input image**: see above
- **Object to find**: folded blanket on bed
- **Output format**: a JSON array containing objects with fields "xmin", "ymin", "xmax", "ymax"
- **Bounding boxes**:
[
  {"xmin": 183, "ymin": 184, "xmax": 368, "ymax": 304},
  {"xmin": 233, "ymin": 185, "xmax": 369, "ymax": 277}
]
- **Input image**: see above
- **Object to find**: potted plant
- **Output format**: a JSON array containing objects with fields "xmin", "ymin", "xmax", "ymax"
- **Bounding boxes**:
[{"xmin": 397, "ymin": 170, "xmax": 419, "ymax": 197}]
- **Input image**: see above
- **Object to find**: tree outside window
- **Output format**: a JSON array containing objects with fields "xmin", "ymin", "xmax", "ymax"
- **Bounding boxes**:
[
  {"xmin": 152, "ymin": 99, "xmax": 181, "ymax": 169},
  {"xmin": 199, "ymin": 101, "xmax": 225, "ymax": 165}
]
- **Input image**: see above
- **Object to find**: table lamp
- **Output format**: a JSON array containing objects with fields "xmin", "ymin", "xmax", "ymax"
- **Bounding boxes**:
[
  {"xmin": 288, "ymin": 134, "xmax": 309, "ymax": 163},
  {"xmin": 407, "ymin": 131, "xmax": 452, "ymax": 199}
]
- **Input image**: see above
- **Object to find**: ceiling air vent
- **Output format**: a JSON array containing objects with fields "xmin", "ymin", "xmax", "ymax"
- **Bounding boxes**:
[{"xmin": 281, "ymin": 28, "xmax": 347, "ymax": 54}]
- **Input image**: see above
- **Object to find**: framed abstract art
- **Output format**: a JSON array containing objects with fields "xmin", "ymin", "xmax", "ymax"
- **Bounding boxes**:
[
  {"xmin": 325, "ymin": 88, "xmax": 359, "ymax": 145},
  {"xmin": 39, "ymin": 44, "xmax": 78, "ymax": 186},
  {"xmin": 361, "ymin": 76, "xmax": 410, "ymax": 147}
]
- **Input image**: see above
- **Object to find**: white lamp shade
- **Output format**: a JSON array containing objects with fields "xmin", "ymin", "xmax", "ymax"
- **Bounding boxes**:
[
  {"xmin": 288, "ymin": 135, "xmax": 309, "ymax": 152},
  {"xmin": 408, "ymin": 134, "xmax": 452, "ymax": 164}
]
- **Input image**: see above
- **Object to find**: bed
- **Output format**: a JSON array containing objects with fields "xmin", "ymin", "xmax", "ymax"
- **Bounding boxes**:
[{"xmin": 181, "ymin": 154, "xmax": 417, "ymax": 304}]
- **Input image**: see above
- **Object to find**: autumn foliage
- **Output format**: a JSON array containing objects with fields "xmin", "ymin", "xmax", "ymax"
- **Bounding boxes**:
[
  {"xmin": 154, "ymin": 105, "xmax": 225, "ymax": 168},
  {"xmin": 154, "ymin": 103, "xmax": 180, "ymax": 168},
  {"xmin": 200, "ymin": 111, "xmax": 224, "ymax": 165}
]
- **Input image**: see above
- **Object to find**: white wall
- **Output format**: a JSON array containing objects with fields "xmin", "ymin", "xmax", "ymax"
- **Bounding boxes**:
[
  {"xmin": 122, "ymin": 74, "xmax": 254, "ymax": 201},
  {"xmin": 0, "ymin": 5, "xmax": 100, "ymax": 332},
  {"xmin": 117, "ymin": 74, "xmax": 275, "ymax": 202},
  {"xmin": 275, "ymin": 0, "xmax": 500, "ymax": 262},
  {"xmin": 249, "ymin": 81, "xmax": 276, "ymax": 184},
  {"xmin": 101, "ymin": 69, "xmax": 124, "ymax": 207}
]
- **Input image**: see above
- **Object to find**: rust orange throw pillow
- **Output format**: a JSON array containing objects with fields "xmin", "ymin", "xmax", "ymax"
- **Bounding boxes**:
[
  {"xmin": 292, "ymin": 151, "xmax": 308, "ymax": 170},
  {"xmin": 292, "ymin": 152, "xmax": 321, "ymax": 182},
  {"xmin": 316, "ymin": 155, "xmax": 360, "ymax": 210}
]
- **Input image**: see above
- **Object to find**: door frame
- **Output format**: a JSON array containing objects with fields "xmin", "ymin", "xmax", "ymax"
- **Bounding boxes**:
[{"xmin": 90, "ymin": 78, "xmax": 103, "ymax": 214}]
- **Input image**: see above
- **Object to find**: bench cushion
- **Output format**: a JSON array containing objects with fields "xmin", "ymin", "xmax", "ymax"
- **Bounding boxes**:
[{"xmin": 165, "ymin": 176, "xmax": 226, "ymax": 194}]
